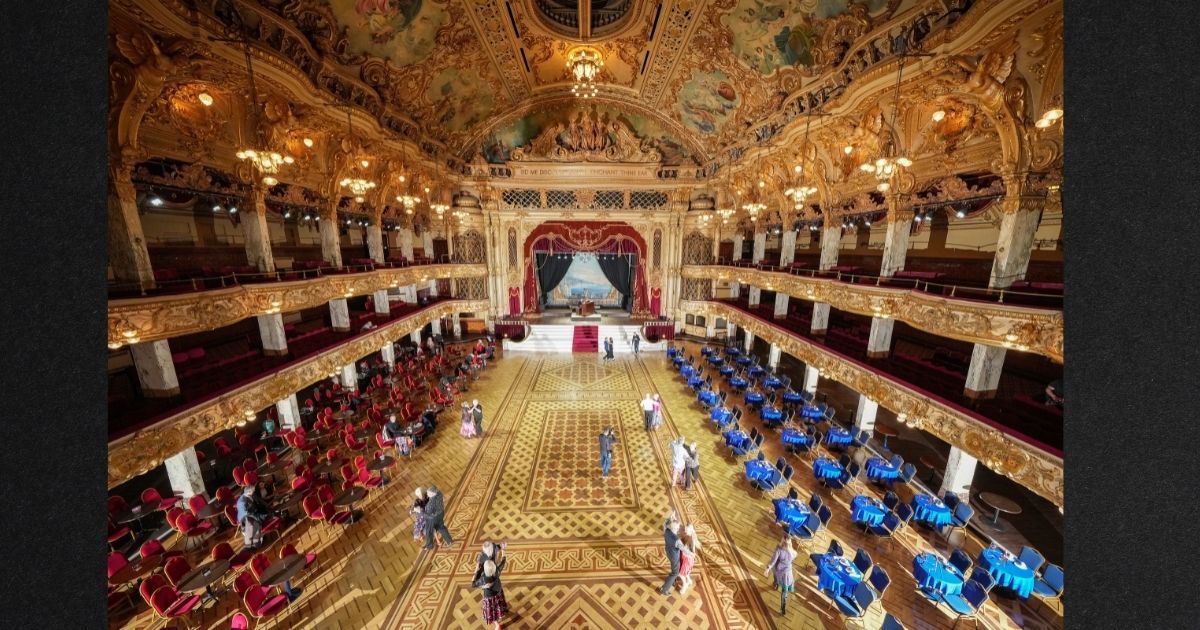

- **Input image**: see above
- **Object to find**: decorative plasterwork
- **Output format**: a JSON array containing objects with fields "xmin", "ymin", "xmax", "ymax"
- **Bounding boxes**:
[
  {"xmin": 108, "ymin": 299, "xmax": 488, "ymax": 488},
  {"xmin": 108, "ymin": 264, "xmax": 487, "ymax": 347},
  {"xmin": 681, "ymin": 300, "xmax": 1063, "ymax": 507},
  {"xmin": 682, "ymin": 265, "xmax": 1062, "ymax": 362}
]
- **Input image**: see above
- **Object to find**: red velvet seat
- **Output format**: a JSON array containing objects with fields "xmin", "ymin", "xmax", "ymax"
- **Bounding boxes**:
[
  {"xmin": 211, "ymin": 541, "xmax": 254, "ymax": 570},
  {"xmin": 279, "ymin": 543, "xmax": 317, "ymax": 569},
  {"xmin": 175, "ymin": 510, "xmax": 214, "ymax": 550},
  {"xmin": 244, "ymin": 585, "xmax": 289, "ymax": 621},
  {"xmin": 150, "ymin": 584, "xmax": 203, "ymax": 625},
  {"xmin": 107, "ymin": 551, "xmax": 128, "ymax": 581},
  {"xmin": 163, "ymin": 556, "xmax": 192, "ymax": 587},
  {"xmin": 248, "ymin": 552, "xmax": 271, "ymax": 581},
  {"xmin": 141, "ymin": 487, "xmax": 180, "ymax": 511},
  {"xmin": 139, "ymin": 574, "xmax": 168, "ymax": 606}
]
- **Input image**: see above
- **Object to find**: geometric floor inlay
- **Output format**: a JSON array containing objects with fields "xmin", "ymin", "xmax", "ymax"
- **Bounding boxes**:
[{"xmin": 525, "ymin": 408, "xmax": 637, "ymax": 511}]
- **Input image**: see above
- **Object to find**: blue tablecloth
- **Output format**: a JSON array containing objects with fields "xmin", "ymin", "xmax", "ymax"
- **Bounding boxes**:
[
  {"xmin": 710, "ymin": 407, "xmax": 732, "ymax": 424},
  {"xmin": 911, "ymin": 494, "xmax": 953, "ymax": 527},
  {"xmin": 782, "ymin": 391, "xmax": 803, "ymax": 404},
  {"xmin": 850, "ymin": 495, "xmax": 888, "ymax": 527},
  {"xmin": 698, "ymin": 390, "xmax": 719, "ymax": 406},
  {"xmin": 745, "ymin": 460, "xmax": 774, "ymax": 483},
  {"xmin": 680, "ymin": 364, "xmax": 694, "ymax": 376},
  {"xmin": 812, "ymin": 457, "xmax": 844, "ymax": 480},
  {"xmin": 700, "ymin": 347, "xmax": 714, "ymax": 356},
  {"xmin": 723, "ymin": 429, "xmax": 750, "ymax": 449},
  {"xmin": 763, "ymin": 376, "xmax": 782, "ymax": 389},
  {"xmin": 913, "ymin": 552, "xmax": 965, "ymax": 596},
  {"xmin": 745, "ymin": 392, "xmax": 765, "ymax": 406},
  {"xmin": 672, "ymin": 356, "xmax": 685, "ymax": 368},
  {"xmin": 708, "ymin": 356, "xmax": 725, "ymax": 366},
  {"xmin": 748, "ymin": 366, "xmax": 765, "ymax": 378},
  {"xmin": 761, "ymin": 406, "xmax": 783, "ymax": 422},
  {"xmin": 719, "ymin": 365, "xmax": 735, "ymax": 376},
  {"xmin": 978, "ymin": 546, "xmax": 1036, "ymax": 598},
  {"xmin": 865, "ymin": 457, "xmax": 900, "ymax": 482},
  {"xmin": 688, "ymin": 375, "xmax": 703, "ymax": 388},
  {"xmin": 801, "ymin": 404, "xmax": 825, "ymax": 420},
  {"xmin": 736, "ymin": 356, "xmax": 752, "ymax": 366},
  {"xmin": 773, "ymin": 498, "xmax": 811, "ymax": 530},
  {"xmin": 730, "ymin": 377, "xmax": 748, "ymax": 390},
  {"xmin": 667, "ymin": 347, "xmax": 678, "ymax": 359},
  {"xmin": 825, "ymin": 426, "xmax": 853, "ymax": 447},
  {"xmin": 816, "ymin": 554, "xmax": 864, "ymax": 598},
  {"xmin": 781, "ymin": 428, "xmax": 812, "ymax": 447},
  {"xmin": 727, "ymin": 347, "xmax": 741, "ymax": 357}
]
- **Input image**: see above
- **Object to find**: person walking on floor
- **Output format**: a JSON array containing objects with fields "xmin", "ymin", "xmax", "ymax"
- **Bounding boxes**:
[
  {"xmin": 471, "ymin": 399, "xmax": 484, "ymax": 436},
  {"xmin": 604, "ymin": 337, "xmax": 615, "ymax": 361},
  {"xmin": 659, "ymin": 512, "xmax": 682, "ymax": 595},
  {"xmin": 764, "ymin": 535, "xmax": 798, "ymax": 615},
  {"xmin": 683, "ymin": 442, "xmax": 701, "ymax": 490},
  {"xmin": 474, "ymin": 557, "xmax": 510, "ymax": 630},
  {"xmin": 410, "ymin": 488, "xmax": 428, "ymax": 541},
  {"xmin": 459, "ymin": 402, "xmax": 477, "ymax": 438},
  {"xmin": 598, "ymin": 427, "xmax": 617, "ymax": 478},
  {"xmin": 632, "ymin": 332, "xmax": 641, "ymax": 355},
  {"xmin": 651, "ymin": 394, "xmax": 664, "ymax": 431},
  {"xmin": 641, "ymin": 394, "xmax": 656, "ymax": 432},
  {"xmin": 422, "ymin": 485, "xmax": 453, "ymax": 550},
  {"xmin": 670, "ymin": 437, "xmax": 689, "ymax": 487},
  {"xmin": 678, "ymin": 523, "xmax": 701, "ymax": 595},
  {"xmin": 472, "ymin": 540, "xmax": 506, "ymax": 584}
]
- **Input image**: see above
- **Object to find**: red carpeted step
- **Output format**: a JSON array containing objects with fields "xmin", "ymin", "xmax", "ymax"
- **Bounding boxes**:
[{"xmin": 572, "ymin": 325, "xmax": 599, "ymax": 353}]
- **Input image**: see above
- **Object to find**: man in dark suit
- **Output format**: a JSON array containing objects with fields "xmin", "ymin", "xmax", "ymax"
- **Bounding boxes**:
[
  {"xmin": 422, "ymin": 485, "xmax": 454, "ymax": 550},
  {"xmin": 598, "ymin": 427, "xmax": 617, "ymax": 478},
  {"xmin": 659, "ymin": 512, "xmax": 681, "ymax": 595},
  {"xmin": 470, "ymin": 399, "xmax": 484, "ymax": 436}
]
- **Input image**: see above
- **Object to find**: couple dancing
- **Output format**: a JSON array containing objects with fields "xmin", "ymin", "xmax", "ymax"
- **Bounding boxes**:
[
  {"xmin": 640, "ymin": 393, "xmax": 664, "ymax": 432},
  {"xmin": 659, "ymin": 509, "xmax": 701, "ymax": 596}
]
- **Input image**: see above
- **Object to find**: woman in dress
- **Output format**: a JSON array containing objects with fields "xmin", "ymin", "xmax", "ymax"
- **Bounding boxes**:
[
  {"xmin": 474, "ymin": 557, "xmax": 509, "ymax": 629},
  {"xmin": 678, "ymin": 523, "xmax": 701, "ymax": 594},
  {"xmin": 460, "ymin": 401, "xmax": 477, "ymax": 438},
  {"xmin": 764, "ymin": 535, "xmax": 797, "ymax": 615},
  {"xmin": 410, "ymin": 488, "xmax": 428, "ymax": 541},
  {"xmin": 651, "ymin": 394, "xmax": 664, "ymax": 431}
]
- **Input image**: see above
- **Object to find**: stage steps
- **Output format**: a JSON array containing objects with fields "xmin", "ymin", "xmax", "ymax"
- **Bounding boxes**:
[
  {"xmin": 572, "ymin": 325, "xmax": 599, "ymax": 353},
  {"xmin": 504, "ymin": 324, "xmax": 666, "ymax": 353}
]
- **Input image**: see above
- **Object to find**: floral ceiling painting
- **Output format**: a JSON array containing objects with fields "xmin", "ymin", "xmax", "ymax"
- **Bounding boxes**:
[
  {"xmin": 426, "ymin": 67, "xmax": 496, "ymax": 133},
  {"xmin": 482, "ymin": 104, "xmax": 696, "ymax": 165},
  {"xmin": 326, "ymin": 0, "xmax": 450, "ymax": 67},
  {"xmin": 674, "ymin": 69, "xmax": 742, "ymax": 136},
  {"xmin": 722, "ymin": 0, "xmax": 890, "ymax": 76}
]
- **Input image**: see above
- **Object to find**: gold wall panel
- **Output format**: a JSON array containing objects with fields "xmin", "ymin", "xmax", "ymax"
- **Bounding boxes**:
[
  {"xmin": 107, "ymin": 264, "xmax": 487, "ymax": 347},
  {"xmin": 107, "ymin": 299, "xmax": 488, "ymax": 488},
  {"xmin": 682, "ymin": 265, "xmax": 1063, "ymax": 363},
  {"xmin": 680, "ymin": 300, "xmax": 1063, "ymax": 507}
]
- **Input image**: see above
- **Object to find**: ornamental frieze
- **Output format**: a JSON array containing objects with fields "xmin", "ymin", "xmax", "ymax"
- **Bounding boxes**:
[
  {"xmin": 681, "ymin": 265, "xmax": 1062, "ymax": 363},
  {"xmin": 108, "ymin": 299, "xmax": 488, "ymax": 488},
  {"xmin": 681, "ymin": 300, "xmax": 1063, "ymax": 507},
  {"xmin": 108, "ymin": 264, "xmax": 487, "ymax": 347}
]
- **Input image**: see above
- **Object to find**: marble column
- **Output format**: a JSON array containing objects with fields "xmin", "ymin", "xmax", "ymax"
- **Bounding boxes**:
[
  {"xmin": 768, "ymin": 343, "xmax": 781, "ymax": 370},
  {"xmin": 399, "ymin": 227, "xmax": 415, "ymax": 260},
  {"xmin": 366, "ymin": 216, "xmax": 385, "ymax": 264},
  {"xmin": 866, "ymin": 318, "xmax": 895, "ymax": 359},
  {"xmin": 726, "ymin": 321, "xmax": 736, "ymax": 340},
  {"xmin": 743, "ymin": 331, "xmax": 754, "ymax": 354},
  {"xmin": 320, "ymin": 201, "xmax": 343, "ymax": 268},
  {"xmin": 729, "ymin": 232, "xmax": 744, "ymax": 298},
  {"xmin": 748, "ymin": 230, "xmax": 766, "ymax": 306},
  {"xmin": 422, "ymin": 231, "xmax": 435, "ymax": 261},
  {"xmin": 431, "ymin": 318, "xmax": 443, "ymax": 336},
  {"xmin": 964, "ymin": 344, "xmax": 1006, "ymax": 400},
  {"xmin": 340, "ymin": 364, "xmax": 358, "ymax": 390},
  {"xmin": 381, "ymin": 343, "xmax": 396, "ymax": 369},
  {"xmin": 373, "ymin": 289, "xmax": 391, "ymax": 315},
  {"xmin": 867, "ymin": 198, "xmax": 912, "ymax": 358},
  {"xmin": 130, "ymin": 340, "xmax": 179, "ymax": 398},
  {"xmin": 938, "ymin": 446, "xmax": 978, "ymax": 503},
  {"xmin": 705, "ymin": 319, "xmax": 716, "ymax": 339},
  {"xmin": 275, "ymin": 394, "xmax": 300, "ymax": 430},
  {"xmin": 811, "ymin": 219, "xmax": 841, "ymax": 336},
  {"xmin": 256, "ymin": 313, "xmax": 288, "ymax": 356},
  {"xmin": 802, "ymin": 364, "xmax": 819, "ymax": 394},
  {"xmin": 329, "ymin": 299, "xmax": 350, "ymax": 332},
  {"xmin": 410, "ymin": 330, "xmax": 422, "ymax": 345},
  {"xmin": 773, "ymin": 229, "xmax": 797, "ymax": 318},
  {"xmin": 165, "ymin": 447, "xmax": 205, "ymax": 500},
  {"xmin": 242, "ymin": 187, "xmax": 276, "ymax": 273},
  {"xmin": 107, "ymin": 160, "xmax": 155, "ymax": 290},
  {"xmin": 452, "ymin": 313, "xmax": 462, "ymax": 338},
  {"xmin": 852, "ymin": 395, "xmax": 878, "ymax": 434}
]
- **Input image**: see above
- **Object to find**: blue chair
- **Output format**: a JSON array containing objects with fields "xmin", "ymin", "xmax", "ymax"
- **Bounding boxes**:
[
  {"xmin": 824, "ymin": 470, "xmax": 850, "ymax": 491},
  {"xmin": 967, "ymin": 567, "xmax": 997, "ymax": 593},
  {"xmin": 846, "ymin": 462, "xmax": 862, "ymax": 490},
  {"xmin": 825, "ymin": 539, "xmax": 844, "ymax": 557},
  {"xmin": 786, "ymin": 487, "xmax": 799, "ymax": 501},
  {"xmin": 942, "ymin": 491, "xmax": 961, "ymax": 509},
  {"xmin": 852, "ymin": 548, "xmax": 872, "ymax": 574},
  {"xmin": 838, "ymin": 453, "xmax": 852, "ymax": 469},
  {"xmin": 729, "ymin": 437, "xmax": 751, "ymax": 459},
  {"xmin": 1033, "ymin": 563, "xmax": 1064, "ymax": 600},
  {"xmin": 898, "ymin": 463, "xmax": 917, "ymax": 486},
  {"xmin": 775, "ymin": 456, "xmax": 786, "ymax": 472},
  {"xmin": 882, "ymin": 491, "xmax": 899, "ymax": 511},
  {"xmin": 888, "ymin": 454, "xmax": 903, "ymax": 469},
  {"xmin": 881, "ymin": 613, "xmax": 905, "ymax": 630},
  {"xmin": 831, "ymin": 581, "xmax": 876, "ymax": 620},
  {"xmin": 940, "ymin": 579, "xmax": 989, "ymax": 628},
  {"xmin": 808, "ymin": 493, "xmax": 823, "ymax": 513},
  {"xmin": 948, "ymin": 549, "xmax": 973, "ymax": 575},
  {"xmin": 1018, "ymin": 546, "xmax": 1046, "ymax": 574},
  {"xmin": 850, "ymin": 429, "xmax": 871, "ymax": 449},
  {"xmin": 867, "ymin": 565, "xmax": 891, "ymax": 601},
  {"xmin": 817, "ymin": 505, "xmax": 833, "ymax": 530},
  {"xmin": 752, "ymin": 469, "xmax": 781, "ymax": 495},
  {"xmin": 948, "ymin": 502, "xmax": 974, "ymax": 533},
  {"xmin": 755, "ymin": 449, "xmax": 766, "ymax": 462},
  {"xmin": 866, "ymin": 512, "xmax": 902, "ymax": 548},
  {"xmin": 895, "ymin": 503, "xmax": 914, "ymax": 526},
  {"xmin": 792, "ymin": 512, "xmax": 822, "ymax": 547}
]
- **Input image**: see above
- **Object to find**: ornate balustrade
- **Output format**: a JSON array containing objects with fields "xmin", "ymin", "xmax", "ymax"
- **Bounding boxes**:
[
  {"xmin": 108, "ymin": 299, "xmax": 488, "ymax": 488},
  {"xmin": 108, "ymin": 264, "xmax": 488, "ymax": 347},
  {"xmin": 680, "ymin": 300, "xmax": 1063, "ymax": 507},
  {"xmin": 682, "ymin": 265, "xmax": 1063, "ymax": 363}
]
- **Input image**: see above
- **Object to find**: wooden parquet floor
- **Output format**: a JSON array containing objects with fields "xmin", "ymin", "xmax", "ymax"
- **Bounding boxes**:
[{"xmin": 112, "ymin": 347, "xmax": 1063, "ymax": 630}]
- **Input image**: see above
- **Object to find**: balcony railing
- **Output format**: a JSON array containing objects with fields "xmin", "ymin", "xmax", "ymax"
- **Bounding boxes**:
[
  {"xmin": 683, "ymin": 264, "xmax": 1063, "ymax": 363},
  {"xmin": 108, "ymin": 263, "xmax": 488, "ymax": 347}
]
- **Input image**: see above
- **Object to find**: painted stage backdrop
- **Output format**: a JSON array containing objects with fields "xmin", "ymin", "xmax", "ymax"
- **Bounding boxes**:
[
  {"xmin": 482, "ymin": 103, "xmax": 696, "ymax": 165},
  {"xmin": 547, "ymin": 257, "xmax": 622, "ymax": 307}
]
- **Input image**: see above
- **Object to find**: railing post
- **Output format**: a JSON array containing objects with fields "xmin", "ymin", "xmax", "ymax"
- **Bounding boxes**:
[{"xmin": 998, "ymin": 289, "xmax": 1005, "ymax": 303}]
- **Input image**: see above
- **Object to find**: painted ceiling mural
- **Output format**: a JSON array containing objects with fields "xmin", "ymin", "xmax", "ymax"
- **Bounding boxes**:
[
  {"xmin": 327, "ymin": 0, "xmax": 449, "ymax": 66},
  {"xmin": 721, "ymin": 0, "xmax": 888, "ymax": 75},
  {"xmin": 483, "ymin": 103, "xmax": 697, "ymax": 165}
]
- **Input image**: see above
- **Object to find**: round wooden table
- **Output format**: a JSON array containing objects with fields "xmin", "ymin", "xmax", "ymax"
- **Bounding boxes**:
[
  {"xmin": 352, "ymin": 428, "xmax": 375, "ymax": 442},
  {"xmin": 312, "ymin": 460, "xmax": 342, "ymax": 478},
  {"xmin": 175, "ymin": 558, "xmax": 231, "ymax": 598},
  {"xmin": 192, "ymin": 502, "xmax": 225, "ymax": 521},
  {"xmin": 272, "ymin": 491, "xmax": 306, "ymax": 517},
  {"xmin": 109, "ymin": 553, "xmax": 162, "ymax": 585},
  {"xmin": 978, "ymin": 491, "xmax": 1023, "ymax": 531},
  {"xmin": 917, "ymin": 452, "xmax": 946, "ymax": 484},
  {"xmin": 333, "ymin": 410, "xmax": 356, "ymax": 422},
  {"xmin": 258, "ymin": 554, "xmax": 307, "ymax": 588},
  {"xmin": 366, "ymin": 455, "xmax": 396, "ymax": 471},
  {"xmin": 332, "ymin": 486, "xmax": 368, "ymax": 523},
  {"xmin": 875, "ymin": 424, "xmax": 899, "ymax": 451}
]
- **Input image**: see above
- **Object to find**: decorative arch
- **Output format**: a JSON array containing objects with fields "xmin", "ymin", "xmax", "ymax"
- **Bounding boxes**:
[{"xmin": 521, "ymin": 221, "xmax": 650, "ymax": 316}]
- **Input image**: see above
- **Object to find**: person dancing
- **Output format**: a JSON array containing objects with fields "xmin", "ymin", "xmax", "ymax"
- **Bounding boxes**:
[
  {"xmin": 678, "ymin": 523, "xmax": 701, "ymax": 595},
  {"xmin": 459, "ymin": 401, "xmax": 478, "ymax": 438},
  {"xmin": 475, "ymin": 558, "xmax": 509, "ymax": 630},
  {"xmin": 410, "ymin": 488, "xmax": 428, "ymax": 541}
]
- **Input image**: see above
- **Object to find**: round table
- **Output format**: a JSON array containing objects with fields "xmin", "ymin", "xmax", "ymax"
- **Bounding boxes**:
[
  {"xmin": 175, "ymin": 558, "xmax": 232, "ymax": 597},
  {"xmin": 781, "ymin": 391, "xmax": 803, "ymax": 404},
  {"xmin": 109, "ymin": 554, "xmax": 162, "ymax": 585},
  {"xmin": 723, "ymin": 430, "xmax": 749, "ymax": 449},
  {"xmin": 352, "ymin": 428, "xmax": 374, "ymax": 442},
  {"xmin": 748, "ymin": 366, "xmax": 765, "ymax": 378},
  {"xmin": 115, "ymin": 502, "xmax": 161, "ymax": 525},
  {"xmin": 367, "ymin": 455, "xmax": 396, "ymax": 471},
  {"xmin": 708, "ymin": 356, "xmax": 725, "ymax": 366},
  {"xmin": 780, "ymin": 428, "xmax": 812, "ymax": 448},
  {"xmin": 718, "ymin": 365, "xmax": 735, "ymax": 377},
  {"xmin": 772, "ymin": 498, "xmax": 811, "ymax": 531},
  {"xmin": 729, "ymin": 377, "xmax": 748, "ymax": 390},
  {"xmin": 687, "ymin": 376, "xmax": 704, "ymax": 389},
  {"xmin": 875, "ymin": 424, "xmax": 899, "ymax": 451},
  {"xmin": 726, "ymin": 348, "xmax": 741, "ymax": 357},
  {"xmin": 680, "ymin": 365, "xmax": 695, "ymax": 377},
  {"xmin": 192, "ymin": 502, "xmax": 226, "ymax": 521},
  {"xmin": 815, "ymin": 554, "xmax": 863, "ymax": 598},
  {"xmin": 978, "ymin": 491, "xmax": 1023, "ymax": 530},
  {"xmin": 912, "ymin": 552, "xmax": 965, "ymax": 597},
  {"xmin": 761, "ymin": 406, "xmax": 783, "ymax": 423},
  {"xmin": 736, "ymin": 356, "xmax": 752, "ymax": 366},
  {"xmin": 763, "ymin": 377, "xmax": 782, "ymax": 389},
  {"xmin": 824, "ymin": 426, "xmax": 853, "ymax": 449},
  {"xmin": 978, "ymin": 546, "xmax": 1036, "ymax": 598},
  {"xmin": 864, "ymin": 457, "xmax": 900, "ymax": 483},
  {"xmin": 698, "ymin": 390, "xmax": 719, "ymax": 407},
  {"xmin": 911, "ymin": 494, "xmax": 953, "ymax": 528},
  {"xmin": 745, "ymin": 392, "xmax": 765, "ymax": 407},
  {"xmin": 333, "ymin": 410, "xmax": 356, "ymax": 422},
  {"xmin": 333, "ymin": 486, "xmax": 368, "ymax": 508},
  {"xmin": 850, "ymin": 495, "xmax": 888, "ymax": 527},
  {"xmin": 272, "ymin": 491, "xmax": 306, "ymax": 516},
  {"xmin": 257, "ymin": 459, "xmax": 291, "ymax": 478},
  {"xmin": 918, "ymin": 452, "xmax": 946, "ymax": 484},
  {"xmin": 312, "ymin": 461, "xmax": 341, "ymax": 478},
  {"xmin": 744, "ymin": 459, "xmax": 774, "ymax": 483},
  {"xmin": 811, "ymin": 457, "xmax": 844, "ymax": 481},
  {"xmin": 258, "ymin": 554, "xmax": 308, "ymax": 587}
]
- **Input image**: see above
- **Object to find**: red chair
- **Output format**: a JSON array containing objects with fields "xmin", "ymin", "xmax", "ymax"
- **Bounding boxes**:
[
  {"xmin": 230, "ymin": 612, "xmax": 251, "ymax": 629},
  {"xmin": 248, "ymin": 552, "xmax": 271, "ymax": 581},
  {"xmin": 278, "ymin": 543, "xmax": 317, "ymax": 570},
  {"xmin": 164, "ymin": 507, "xmax": 186, "ymax": 531},
  {"xmin": 214, "ymin": 437, "xmax": 235, "ymax": 457},
  {"xmin": 243, "ymin": 471, "xmax": 259, "ymax": 487},
  {"xmin": 108, "ymin": 519, "xmax": 132, "ymax": 551},
  {"xmin": 107, "ymin": 495, "xmax": 128, "ymax": 519},
  {"xmin": 163, "ymin": 556, "xmax": 192, "ymax": 587},
  {"xmin": 187, "ymin": 494, "xmax": 209, "ymax": 516},
  {"xmin": 241, "ymin": 457, "xmax": 258, "ymax": 474},
  {"xmin": 214, "ymin": 486, "xmax": 235, "ymax": 506},
  {"xmin": 354, "ymin": 466, "xmax": 385, "ymax": 489},
  {"xmin": 211, "ymin": 541, "xmax": 253, "ymax": 570},
  {"xmin": 175, "ymin": 511, "xmax": 214, "ymax": 550},
  {"xmin": 139, "ymin": 538, "xmax": 183, "ymax": 563},
  {"xmin": 375, "ymin": 432, "xmax": 395, "ymax": 449},
  {"xmin": 141, "ymin": 487, "xmax": 181, "ymax": 511},
  {"xmin": 139, "ymin": 574, "xmax": 168, "ymax": 606},
  {"xmin": 343, "ymin": 433, "xmax": 368, "ymax": 452},
  {"xmin": 149, "ymin": 584, "xmax": 203, "ymax": 626},
  {"xmin": 188, "ymin": 347, "xmax": 206, "ymax": 361},
  {"xmin": 232, "ymin": 466, "xmax": 247, "ymax": 487},
  {"xmin": 107, "ymin": 551, "xmax": 128, "ymax": 581},
  {"xmin": 243, "ymin": 585, "xmax": 289, "ymax": 622},
  {"xmin": 232, "ymin": 570, "xmax": 257, "ymax": 597}
]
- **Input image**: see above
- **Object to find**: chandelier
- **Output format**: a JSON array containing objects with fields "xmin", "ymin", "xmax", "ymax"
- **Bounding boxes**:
[
  {"xmin": 742, "ymin": 151, "xmax": 768, "ymax": 222},
  {"xmin": 858, "ymin": 41, "xmax": 916, "ymax": 192},
  {"xmin": 394, "ymin": 147, "xmax": 421, "ymax": 213},
  {"xmin": 453, "ymin": 208, "xmax": 469, "ymax": 223},
  {"xmin": 431, "ymin": 202, "xmax": 449, "ymax": 220},
  {"xmin": 567, "ymin": 47, "xmax": 603, "ymax": 99},
  {"xmin": 338, "ymin": 109, "xmax": 376, "ymax": 202},
  {"xmin": 785, "ymin": 109, "xmax": 820, "ymax": 208},
  {"xmin": 716, "ymin": 160, "xmax": 736, "ymax": 224},
  {"xmin": 235, "ymin": 45, "xmax": 293, "ymax": 186}
]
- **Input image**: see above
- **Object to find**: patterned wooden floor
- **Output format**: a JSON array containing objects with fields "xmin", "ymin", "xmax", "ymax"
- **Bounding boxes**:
[{"xmin": 112, "ymin": 348, "xmax": 1064, "ymax": 630}]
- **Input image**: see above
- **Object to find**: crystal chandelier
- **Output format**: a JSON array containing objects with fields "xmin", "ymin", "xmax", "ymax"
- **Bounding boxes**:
[
  {"xmin": 453, "ymin": 208, "xmax": 469, "ymax": 223},
  {"xmin": 785, "ymin": 111, "xmax": 819, "ymax": 208},
  {"xmin": 567, "ymin": 47, "xmax": 603, "ymax": 99},
  {"xmin": 431, "ymin": 202, "xmax": 449, "ymax": 220},
  {"xmin": 858, "ymin": 43, "xmax": 915, "ymax": 192},
  {"xmin": 235, "ymin": 45, "xmax": 293, "ymax": 186},
  {"xmin": 338, "ymin": 110, "xmax": 376, "ymax": 202},
  {"xmin": 717, "ymin": 161, "xmax": 736, "ymax": 224},
  {"xmin": 394, "ymin": 147, "xmax": 421, "ymax": 214}
]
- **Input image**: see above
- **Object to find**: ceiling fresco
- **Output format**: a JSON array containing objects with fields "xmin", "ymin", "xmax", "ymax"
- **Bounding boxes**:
[{"xmin": 327, "ymin": 0, "xmax": 449, "ymax": 66}]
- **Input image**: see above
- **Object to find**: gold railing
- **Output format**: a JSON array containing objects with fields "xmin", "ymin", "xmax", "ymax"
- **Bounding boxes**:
[
  {"xmin": 108, "ymin": 299, "xmax": 488, "ymax": 488},
  {"xmin": 107, "ymin": 264, "xmax": 488, "ymax": 348},
  {"xmin": 681, "ymin": 300, "xmax": 1063, "ymax": 507},
  {"xmin": 683, "ymin": 265, "xmax": 1063, "ymax": 363}
]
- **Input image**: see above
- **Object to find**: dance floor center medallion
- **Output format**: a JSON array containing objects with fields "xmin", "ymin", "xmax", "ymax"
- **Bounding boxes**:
[{"xmin": 526, "ymin": 408, "xmax": 638, "ymax": 511}]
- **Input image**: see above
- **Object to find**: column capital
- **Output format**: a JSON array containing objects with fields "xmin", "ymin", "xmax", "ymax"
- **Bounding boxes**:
[
  {"xmin": 998, "ymin": 171, "xmax": 1050, "ymax": 215},
  {"xmin": 884, "ymin": 193, "xmax": 914, "ymax": 223},
  {"xmin": 320, "ymin": 197, "xmax": 340, "ymax": 220}
]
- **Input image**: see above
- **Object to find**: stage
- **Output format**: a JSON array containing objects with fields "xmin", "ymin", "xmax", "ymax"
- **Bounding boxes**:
[{"xmin": 534, "ymin": 306, "xmax": 640, "ymax": 326}]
